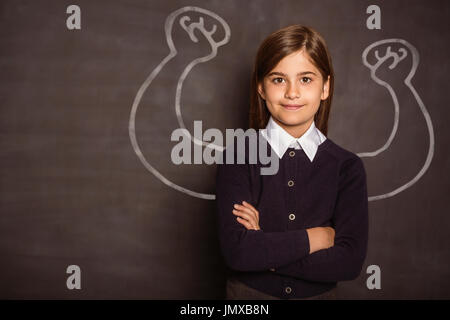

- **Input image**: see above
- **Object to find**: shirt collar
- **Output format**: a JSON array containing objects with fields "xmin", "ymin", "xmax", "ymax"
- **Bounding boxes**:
[{"xmin": 260, "ymin": 116, "xmax": 327, "ymax": 162}]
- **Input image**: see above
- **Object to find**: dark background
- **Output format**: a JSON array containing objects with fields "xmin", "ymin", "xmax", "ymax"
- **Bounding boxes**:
[{"xmin": 1, "ymin": 0, "xmax": 449, "ymax": 299}]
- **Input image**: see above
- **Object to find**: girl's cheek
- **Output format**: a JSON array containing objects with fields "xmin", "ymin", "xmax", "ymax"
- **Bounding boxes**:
[{"xmin": 267, "ymin": 86, "xmax": 284, "ymax": 99}]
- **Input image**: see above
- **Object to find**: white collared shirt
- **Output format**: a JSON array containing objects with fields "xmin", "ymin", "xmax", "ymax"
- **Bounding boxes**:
[{"xmin": 260, "ymin": 116, "xmax": 327, "ymax": 162}]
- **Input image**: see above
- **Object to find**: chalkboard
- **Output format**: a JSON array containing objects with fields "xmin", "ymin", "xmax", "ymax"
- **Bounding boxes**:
[{"xmin": 1, "ymin": 0, "xmax": 449, "ymax": 299}]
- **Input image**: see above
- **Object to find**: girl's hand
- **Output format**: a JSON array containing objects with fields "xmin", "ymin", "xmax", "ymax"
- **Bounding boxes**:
[
  {"xmin": 306, "ymin": 226, "xmax": 335, "ymax": 254},
  {"xmin": 232, "ymin": 201, "xmax": 260, "ymax": 230}
]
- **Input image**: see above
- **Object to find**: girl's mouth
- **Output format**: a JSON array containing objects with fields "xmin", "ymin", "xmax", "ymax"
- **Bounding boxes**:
[{"xmin": 282, "ymin": 104, "xmax": 305, "ymax": 110}]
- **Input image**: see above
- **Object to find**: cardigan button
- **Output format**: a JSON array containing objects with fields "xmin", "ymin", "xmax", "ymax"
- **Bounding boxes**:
[
  {"xmin": 287, "ymin": 180, "xmax": 294, "ymax": 187},
  {"xmin": 289, "ymin": 213, "xmax": 296, "ymax": 221},
  {"xmin": 289, "ymin": 150, "xmax": 295, "ymax": 157},
  {"xmin": 285, "ymin": 286, "xmax": 292, "ymax": 294}
]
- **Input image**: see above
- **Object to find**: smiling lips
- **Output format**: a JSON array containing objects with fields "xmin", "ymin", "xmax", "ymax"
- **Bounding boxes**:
[{"xmin": 282, "ymin": 104, "xmax": 305, "ymax": 110}]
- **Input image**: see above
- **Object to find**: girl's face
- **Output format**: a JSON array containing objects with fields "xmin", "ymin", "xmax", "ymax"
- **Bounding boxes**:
[{"xmin": 258, "ymin": 50, "xmax": 330, "ymax": 138}]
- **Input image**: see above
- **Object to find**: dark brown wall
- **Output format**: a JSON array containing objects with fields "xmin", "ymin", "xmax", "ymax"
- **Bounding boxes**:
[{"xmin": 0, "ymin": 0, "xmax": 449, "ymax": 298}]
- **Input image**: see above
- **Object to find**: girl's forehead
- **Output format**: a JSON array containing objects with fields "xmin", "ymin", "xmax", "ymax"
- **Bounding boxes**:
[{"xmin": 271, "ymin": 50, "xmax": 319, "ymax": 74}]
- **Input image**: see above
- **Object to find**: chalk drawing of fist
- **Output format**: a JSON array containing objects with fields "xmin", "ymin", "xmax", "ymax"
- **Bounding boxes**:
[
  {"xmin": 360, "ymin": 39, "xmax": 434, "ymax": 201},
  {"xmin": 129, "ymin": 7, "xmax": 231, "ymax": 200},
  {"xmin": 362, "ymin": 39, "xmax": 417, "ymax": 87},
  {"xmin": 166, "ymin": 7, "xmax": 231, "ymax": 61}
]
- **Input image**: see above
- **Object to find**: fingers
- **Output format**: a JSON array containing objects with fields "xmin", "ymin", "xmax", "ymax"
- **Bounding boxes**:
[
  {"xmin": 237, "ymin": 202, "xmax": 259, "ymax": 221},
  {"xmin": 326, "ymin": 227, "xmax": 336, "ymax": 238},
  {"xmin": 233, "ymin": 208, "xmax": 257, "ymax": 230},
  {"xmin": 325, "ymin": 227, "xmax": 336, "ymax": 247},
  {"xmin": 236, "ymin": 217, "xmax": 255, "ymax": 230},
  {"xmin": 232, "ymin": 202, "xmax": 260, "ymax": 230},
  {"xmin": 242, "ymin": 201, "xmax": 259, "ymax": 218},
  {"xmin": 234, "ymin": 204, "xmax": 258, "ymax": 220}
]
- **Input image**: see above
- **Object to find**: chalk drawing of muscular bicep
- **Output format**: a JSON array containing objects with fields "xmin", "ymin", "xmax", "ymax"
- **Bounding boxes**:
[
  {"xmin": 129, "ymin": 6, "xmax": 230, "ymax": 200},
  {"xmin": 129, "ymin": 6, "xmax": 434, "ymax": 202},
  {"xmin": 361, "ymin": 39, "xmax": 435, "ymax": 201}
]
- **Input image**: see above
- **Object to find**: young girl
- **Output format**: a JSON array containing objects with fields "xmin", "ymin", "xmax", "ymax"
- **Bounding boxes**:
[{"xmin": 216, "ymin": 25, "xmax": 369, "ymax": 300}]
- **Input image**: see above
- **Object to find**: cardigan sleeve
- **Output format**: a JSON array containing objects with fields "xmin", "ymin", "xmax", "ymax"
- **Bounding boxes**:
[
  {"xmin": 274, "ymin": 156, "xmax": 369, "ymax": 282},
  {"xmin": 216, "ymin": 159, "xmax": 310, "ymax": 272}
]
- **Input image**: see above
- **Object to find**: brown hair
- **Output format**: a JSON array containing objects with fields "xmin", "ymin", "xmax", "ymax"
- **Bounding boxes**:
[{"xmin": 249, "ymin": 25, "xmax": 334, "ymax": 136}]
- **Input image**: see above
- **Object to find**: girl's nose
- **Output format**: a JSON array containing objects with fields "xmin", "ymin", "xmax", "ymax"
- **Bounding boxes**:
[{"xmin": 285, "ymin": 84, "xmax": 300, "ymax": 99}]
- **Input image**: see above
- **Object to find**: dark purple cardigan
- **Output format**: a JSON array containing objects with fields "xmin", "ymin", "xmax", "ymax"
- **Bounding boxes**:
[{"xmin": 215, "ymin": 136, "xmax": 369, "ymax": 299}]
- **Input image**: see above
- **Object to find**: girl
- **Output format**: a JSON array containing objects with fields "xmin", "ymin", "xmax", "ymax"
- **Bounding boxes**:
[{"xmin": 216, "ymin": 25, "xmax": 369, "ymax": 300}]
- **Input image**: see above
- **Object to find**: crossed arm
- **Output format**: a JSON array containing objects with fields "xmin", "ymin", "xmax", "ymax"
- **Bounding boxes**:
[{"xmin": 216, "ymin": 157, "xmax": 369, "ymax": 283}]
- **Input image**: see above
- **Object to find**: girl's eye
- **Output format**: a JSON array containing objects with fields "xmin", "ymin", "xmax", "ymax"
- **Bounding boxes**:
[
  {"xmin": 270, "ymin": 77, "xmax": 312, "ymax": 84},
  {"xmin": 300, "ymin": 77, "xmax": 312, "ymax": 84},
  {"xmin": 272, "ymin": 77, "xmax": 285, "ymax": 84}
]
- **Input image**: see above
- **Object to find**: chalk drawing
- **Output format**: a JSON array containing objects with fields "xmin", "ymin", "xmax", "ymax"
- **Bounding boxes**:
[
  {"xmin": 129, "ymin": 7, "xmax": 230, "ymax": 200},
  {"xmin": 361, "ymin": 39, "xmax": 434, "ymax": 201},
  {"xmin": 129, "ymin": 7, "xmax": 434, "ymax": 202}
]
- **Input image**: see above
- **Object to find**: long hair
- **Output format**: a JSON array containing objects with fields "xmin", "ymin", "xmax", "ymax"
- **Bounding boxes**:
[{"xmin": 249, "ymin": 25, "xmax": 334, "ymax": 136}]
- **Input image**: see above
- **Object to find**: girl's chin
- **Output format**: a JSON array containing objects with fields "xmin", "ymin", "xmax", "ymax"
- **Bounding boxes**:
[
  {"xmin": 274, "ymin": 118, "xmax": 309, "ymax": 129},
  {"xmin": 277, "ymin": 114, "xmax": 307, "ymax": 124}
]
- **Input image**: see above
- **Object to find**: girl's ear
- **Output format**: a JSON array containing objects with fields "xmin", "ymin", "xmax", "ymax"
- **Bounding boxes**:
[
  {"xmin": 257, "ymin": 83, "xmax": 266, "ymax": 100},
  {"xmin": 321, "ymin": 75, "xmax": 330, "ymax": 100}
]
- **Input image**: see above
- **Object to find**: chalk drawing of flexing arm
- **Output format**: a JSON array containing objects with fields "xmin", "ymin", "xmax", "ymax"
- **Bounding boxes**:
[
  {"xmin": 129, "ymin": 7, "xmax": 230, "ymax": 200},
  {"xmin": 361, "ymin": 39, "xmax": 435, "ymax": 201}
]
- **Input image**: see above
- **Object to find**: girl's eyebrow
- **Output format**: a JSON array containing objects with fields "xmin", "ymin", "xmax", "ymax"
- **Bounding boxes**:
[{"xmin": 267, "ymin": 71, "xmax": 317, "ymax": 77}]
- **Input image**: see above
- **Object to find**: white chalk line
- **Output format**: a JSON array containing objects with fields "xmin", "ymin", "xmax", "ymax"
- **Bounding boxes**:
[
  {"xmin": 361, "ymin": 39, "xmax": 435, "ymax": 201},
  {"xmin": 129, "ymin": 7, "xmax": 230, "ymax": 200}
]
